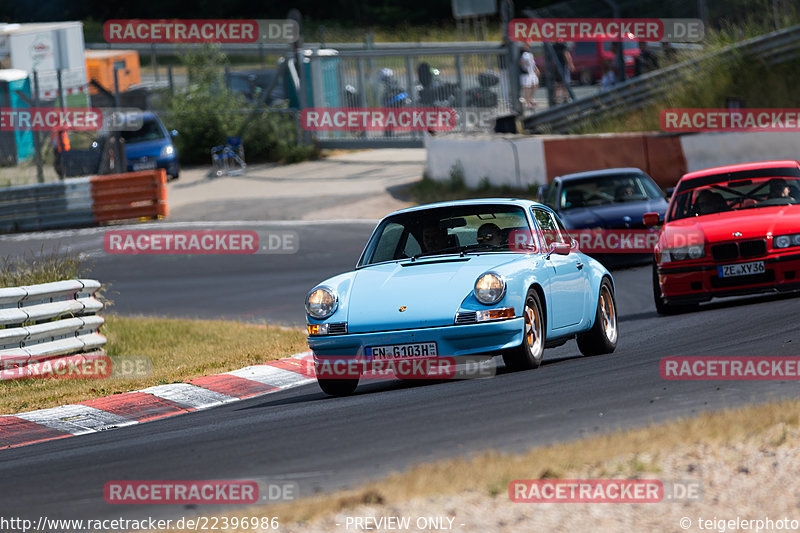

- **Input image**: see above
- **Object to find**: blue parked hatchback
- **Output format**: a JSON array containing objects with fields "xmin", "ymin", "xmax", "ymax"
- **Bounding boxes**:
[{"xmin": 121, "ymin": 111, "xmax": 180, "ymax": 180}]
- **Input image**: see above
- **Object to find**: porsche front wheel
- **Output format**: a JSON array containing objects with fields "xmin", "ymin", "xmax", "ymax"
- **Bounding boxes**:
[
  {"xmin": 577, "ymin": 278, "xmax": 618, "ymax": 356},
  {"xmin": 317, "ymin": 377, "xmax": 359, "ymax": 396},
  {"xmin": 503, "ymin": 288, "xmax": 545, "ymax": 371}
]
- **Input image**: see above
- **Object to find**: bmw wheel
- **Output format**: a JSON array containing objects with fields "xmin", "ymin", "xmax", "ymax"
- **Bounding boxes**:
[{"xmin": 653, "ymin": 262, "xmax": 697, "ymax": 315}]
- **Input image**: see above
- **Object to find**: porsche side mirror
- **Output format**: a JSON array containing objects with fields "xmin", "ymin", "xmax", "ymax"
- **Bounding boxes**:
[
  {"xmin": 643, "ymin": 212, "xmax": 660, "ymax": 227},
  {"xmin": 546, "ymin": 242, "xmax": 571, "ymax": 259}
]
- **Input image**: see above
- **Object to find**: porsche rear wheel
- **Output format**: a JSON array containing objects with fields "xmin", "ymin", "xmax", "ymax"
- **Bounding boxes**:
[
  {"xmin": 577, "ymin": 278, "xmax": 618, "ymax": 356},
  {"xmin": 503, "ymin": 288, "xmax": 544, "ymax": 371}
]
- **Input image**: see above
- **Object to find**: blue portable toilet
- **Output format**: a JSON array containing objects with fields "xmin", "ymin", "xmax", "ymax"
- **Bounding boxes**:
[
  {"xmin": 284, "ymin": 49, "xmax": 341, "ymax": 109},
  {"xmin": 0, "ymin": 69, "xmax": 34, "ymax": 164}
]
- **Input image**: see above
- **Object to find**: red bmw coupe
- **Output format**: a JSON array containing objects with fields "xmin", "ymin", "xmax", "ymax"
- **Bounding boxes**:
[{"xmin": 645, "ymin": 160, "xmax": 800, "ymax": 314}]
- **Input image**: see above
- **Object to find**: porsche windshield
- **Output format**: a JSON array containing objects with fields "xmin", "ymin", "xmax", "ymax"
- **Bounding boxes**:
[
  {"xmin": 668, "ymin": 171, "xmax": 800, "ymax": 221},
  {"xmin": 560, "ymin": 173, "xmax": 664, "ymax": 210},
  {"xmin": 358, "ymin": 205, "xmax": 531, "ymax": 267}
]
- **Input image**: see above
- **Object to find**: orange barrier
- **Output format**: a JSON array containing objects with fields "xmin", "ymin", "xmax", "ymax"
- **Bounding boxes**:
[
  {"xmin": 543, "ymin": 133, "xmax": 649, "ymax": 182},
  {"xmin": 90, "ymin": 169, "xmax": 168, "ymax": 223},
  {"xmin": 643, "ymin": 135, "xmax": 687, "ymax": 188},
  {"xmin": 542, "ymin": 133, "xmax": 687, "ymax": 187}
]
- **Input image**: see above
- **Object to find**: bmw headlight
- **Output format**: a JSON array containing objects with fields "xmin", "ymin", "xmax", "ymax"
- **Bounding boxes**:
[
  {"xmin": 474, "ymin": 272, "xmax": 506, "ymax": 305},
  {"xmin": 160, "ymin": 144, "xmax": 175, "ymax": 158},
  {"xmin": 306, "ymin": 286, "xmax": 338, "ymax": 319},
  {"xmin": 663, "ymin": 245, "xmax": 705, "ymax": 262},
  {"xmin": 774, "ymin": 233, "xmax": 800, "ymax": 249}
]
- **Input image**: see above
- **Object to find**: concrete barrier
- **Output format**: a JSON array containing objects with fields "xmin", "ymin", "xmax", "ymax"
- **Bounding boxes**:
[
  {"xmin": 680, "ymin": 132, "xmax": 800, "ymax": 172},
  {"xmin": 0, "ymin": 169, "xmax": 168, "ymax": 233},
  {"xmin": 426, "ymin": 132, "xmax": 795, "ymax": 190}
]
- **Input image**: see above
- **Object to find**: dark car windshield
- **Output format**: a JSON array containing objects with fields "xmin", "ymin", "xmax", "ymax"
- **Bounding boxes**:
[
  {"xmin": 668, "ymin": 173, "xmax": 800, "ymax": 221},
  {"xmin": 120, "ymin": 118, "xmax": 166, "ymax": 144},
  {"xmin": 358, "ymin": 205, "xmax": 531, "ymax": 267},
  {"xmin": 560, "ymin": 173, "xmax": 664, "ymax": 210}
]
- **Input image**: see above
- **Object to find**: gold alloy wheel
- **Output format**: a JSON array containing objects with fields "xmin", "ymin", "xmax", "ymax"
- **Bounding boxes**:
[
  {"xmin": 599, "ymin": 285, "xmax": 618, "ymax": 344},
  {"xmin": 524, "ymin": 298, "xmax": 543, "ymax": 357}
]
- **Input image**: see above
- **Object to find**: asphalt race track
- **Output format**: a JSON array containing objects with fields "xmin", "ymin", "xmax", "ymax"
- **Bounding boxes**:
[{"xmin": 2, "ymin": 222, "xmax": 799, "ymax": 522}]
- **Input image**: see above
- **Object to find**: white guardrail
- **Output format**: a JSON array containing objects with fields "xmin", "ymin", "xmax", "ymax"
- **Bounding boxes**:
[{"xmin": 0, "ymin": 280, "xmax": 106, "ymax": 371}]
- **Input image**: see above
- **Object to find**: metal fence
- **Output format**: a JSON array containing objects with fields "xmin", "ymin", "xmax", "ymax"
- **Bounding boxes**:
[
  {"xmin": 302, "ymin": 46, "xmax": 517, "ymax": 148},
  {"xmin": 0, "ymin": 279, "xmax": 105, "ymax": 379}
]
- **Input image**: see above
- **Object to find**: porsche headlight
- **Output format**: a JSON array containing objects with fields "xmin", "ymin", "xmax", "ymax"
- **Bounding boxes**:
[
  {"xmin": 474, "ymin": 272, "xmax": 506, "ymax": 305},
  {"xmin": 306, "ymin": 286, "xmax": 338, "ymax": 319},
  {"xmin": 774, "ymin": 233, "xmax": 800, "ymax": 249},
  {"xmin": 662, "ymin": 245, "xmax": 705, "ymax": 262}
]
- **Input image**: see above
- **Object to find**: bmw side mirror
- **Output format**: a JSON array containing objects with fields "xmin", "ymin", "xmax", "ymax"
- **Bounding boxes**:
[
  {"xmin": 170, "ymin": 130, "xmax": 179, "ymax": 137},
  {"xmin": 643, "ymin": 212, "xmax": 660, "ymax": 227},
  {"xmin": 665, "ymin": 187, "xmax": 675, "ymax": 200}
]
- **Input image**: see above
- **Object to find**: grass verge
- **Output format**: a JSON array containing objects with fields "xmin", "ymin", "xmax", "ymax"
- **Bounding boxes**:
[
  {"xmin": 0, "ymin": 315, "xmax": 308, "ymax": 415},
  {"xmin": 215, "ymin": 397, "xmax": 800, "ymax": 526},
  {"xmin": 0, "ymin": 248, "xmax": 85, "ymax": 287},
  {"xmin": 407, "ymin": 166, "xmax": 541, "ymax": 205}
]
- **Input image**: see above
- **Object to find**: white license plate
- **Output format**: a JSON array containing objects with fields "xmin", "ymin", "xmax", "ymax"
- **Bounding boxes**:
[
  {"xmin": 133, "ymin": 160, "xmax": 157, "ymax": 170},
  {"xmin": 368, "ymin": 342, "xmax": 438, "ymax": 359},
  {"xmin": 718, "ymin": 260, "xmax": 765, "ymax": 278}
]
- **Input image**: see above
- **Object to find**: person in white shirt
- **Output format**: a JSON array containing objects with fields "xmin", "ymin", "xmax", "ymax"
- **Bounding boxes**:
[{"xmin": 519, "ymin": 43, "xmax": 539, "ymax": 110}]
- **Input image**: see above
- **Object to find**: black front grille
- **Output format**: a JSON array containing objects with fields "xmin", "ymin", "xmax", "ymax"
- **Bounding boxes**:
[
  {"xmin": 711, "ymin": 239, "xmax": 767, "ymax": 261},
  {"xmin": 710, "ymin": 270, "xmax": 774, "ymax": 288},
  {"xmin": 327, "ymin": 322, "xmax": 348, "ymax": 335},
  {"xmin": 455, "ymin": 311, "xmax": 477, "ymax": 324},
  {"xmin": 739, "ymin": 239, "xmax": 767, "ymax": 258},
  {"xmin": 711, "ymin": 243, "xmax": 739, "ymax": 261}
]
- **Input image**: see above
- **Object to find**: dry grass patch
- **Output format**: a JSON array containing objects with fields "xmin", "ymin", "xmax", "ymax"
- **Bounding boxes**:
[
  {"xmin": 0, "ymin": 315, "xmax": 308, "ymax": 415},
  {"xmin": 213, "ymin": 397, "xmax": 800, "ymax": 527}
]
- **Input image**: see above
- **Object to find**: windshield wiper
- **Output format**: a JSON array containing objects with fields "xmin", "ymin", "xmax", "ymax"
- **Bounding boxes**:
[
  {"xmin": 461, "ymin": 243, "xmax": 507, "ymax": 254},
  {"xmin": 410, "ymin": 246, "xmax": 464, "ymax": 261}
]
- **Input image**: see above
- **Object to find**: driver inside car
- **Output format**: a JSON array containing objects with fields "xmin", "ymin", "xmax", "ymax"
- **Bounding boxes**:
[
  {"xmin": 767, "ymin": 178, "xmax": 796, "ymax": 201},
  {"xmin": 421, "ymin": 226, "xmax": 449, "ymax": 252},
  {"xmin": 694, "ymin": 189, "xmax": 728, "ymax": 215},
  {"xmin": 476, "ymin": 223, "xmax": 503, "ymax": 246}
]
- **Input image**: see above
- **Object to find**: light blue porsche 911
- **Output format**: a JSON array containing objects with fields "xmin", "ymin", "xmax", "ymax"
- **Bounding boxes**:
[{"xmin": 305, "ymin": 199, "xmax": 618, "ymax": 396}]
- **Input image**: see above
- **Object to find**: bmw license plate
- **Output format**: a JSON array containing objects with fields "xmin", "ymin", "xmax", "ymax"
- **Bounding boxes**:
[
  {"xmin": 718, "ymin": 260, "xmax": 765, "ymax": 278},
  {"xmin": 368, "ymin": 342, "xmax": 438, "ymax": 359},
  {"xmin": 133, "ymin": 160, "xmax": 157, "ymax": 171}
]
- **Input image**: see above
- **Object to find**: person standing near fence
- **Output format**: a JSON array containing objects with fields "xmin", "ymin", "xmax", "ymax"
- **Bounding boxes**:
[
  {"xmin": 519, "ymin": 43, "xmax": 539, "ymax": 110},
  {"xmin": 51, "ymin": 130, "xmax": 70, "ymax": 179},
  {"xmin": 552, "ymin": 40, "xmax": 575, "ymax": 104}
]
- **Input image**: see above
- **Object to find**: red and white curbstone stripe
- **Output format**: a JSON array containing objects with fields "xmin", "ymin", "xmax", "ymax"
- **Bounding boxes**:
[{"xmin": 0, "ymin": 352, "xmax": 315, "ymax": 450}]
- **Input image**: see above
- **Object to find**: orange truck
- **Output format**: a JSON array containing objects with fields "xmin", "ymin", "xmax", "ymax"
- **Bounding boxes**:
[{"xmin": 85, "ymin": 50, "xmax": 141, "ymax": 94}]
